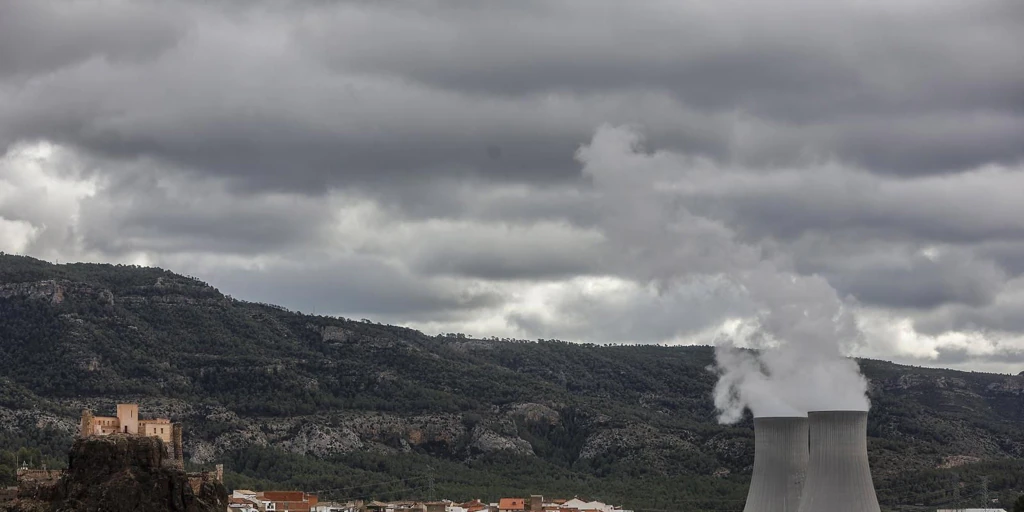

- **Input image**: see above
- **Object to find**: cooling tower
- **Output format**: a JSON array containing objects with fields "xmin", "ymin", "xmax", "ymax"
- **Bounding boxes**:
[
  {"xmin": 743, "ymin": 417, "xmax": 809, "ymax": 512},
  {"xmin": 796, "ymin": 411, "xmax": 880, "ymax": 512}
]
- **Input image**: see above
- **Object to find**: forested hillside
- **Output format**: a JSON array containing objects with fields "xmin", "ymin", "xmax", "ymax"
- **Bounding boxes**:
[{"xmin": 1, "ymin": 254, "xmax": 1022, "ymax": 511}]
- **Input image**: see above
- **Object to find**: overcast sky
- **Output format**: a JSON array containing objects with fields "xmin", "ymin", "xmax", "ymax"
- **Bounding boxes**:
[{"xmin": 2, "ymin": 0, "xmax": 1023, "ymax": 374}]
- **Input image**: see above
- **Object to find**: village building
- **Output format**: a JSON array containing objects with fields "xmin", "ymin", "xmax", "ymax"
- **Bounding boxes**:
[
  {"xmin": 386, "ymin": 501, "xmax": 430, "ymax": 512},
  {"xmin": 313, "ymin": 500, "xmax": 361, "ymax": 512},
  {"xmin": 225, "ymin": 493, "xmax": 630, "ymax": 512},
  {"xmin": 229, "ymin": 495, "xmax": 262, "ymax": 512},
  {"xmin": 457, "ymin": 500, "xmax": 487, "ymax": 512},
  {"xmin": 261, "ymin": 490, "xmax": 319, "ymax": 512},
  {"xmin": 558, "ymin": 498, "xmax": 632, "ymax": 512},
  {"xmin": 499, "ymin": 498, "xmax": 526, "ymax": 512},
  {"xmin": 231, "ymin": 490, "xmax": 270, "ymax": 512}
]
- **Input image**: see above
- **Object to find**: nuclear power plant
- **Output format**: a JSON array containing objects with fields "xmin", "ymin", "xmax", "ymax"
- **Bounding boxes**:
[
  {"xmin": 743, "ymin": 411, "xmax": 881, "ymax": 512},
  {"xmin": 742, "ymin": 417, "xmax": 808, "ymax": 512}
]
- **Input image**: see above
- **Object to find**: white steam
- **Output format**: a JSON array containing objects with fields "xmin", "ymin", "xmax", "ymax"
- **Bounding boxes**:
[
  {"xmin": 577, "ymin": 124, "xmax": 870, "ymax": 423},
  {"xmin": 711, "ymin": 265, "xmax": 870, "ymax": 422}
]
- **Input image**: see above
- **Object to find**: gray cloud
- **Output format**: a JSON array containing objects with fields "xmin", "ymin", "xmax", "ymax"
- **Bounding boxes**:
[
  {"xmin": 300, "ymin": 1, "xmax": 1024, "ymax": 173},
  {"xmin": 207, "ymin": 256, "xmax": 505, "ymax": 320},
  {"xmin": 76, "ymin": 170, "xmax": 330, "ymax": 256},
  {"xmin": 826, "ymin": 253, "xmax": 1005, "ymax": 310},
  {"xmin": 930, "ymin": 346, "xmax": 1024, "ymax": 366},
  {"xmin": 3, "ymin": 0, "xmax": 1019, "ymax": 196},
  {"xmin": 407, "ymin": 223, "xmax": 604, "ymax": 281},
  {"xmin": 913, "ymin": 279, "xmax": 1024, "ymax": 335},
  {"xmin": 0, "ymin": 1, "xmax": 184, "ymax": 78},
  {"xmin": 2, "ymin": 0, "xmax": 1024, "ymax": 372}
]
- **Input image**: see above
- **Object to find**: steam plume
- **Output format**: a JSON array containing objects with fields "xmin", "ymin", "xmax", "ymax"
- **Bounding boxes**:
[{"xmin": 577, "ymin": 125, "xmax": 870, "ymax": 424}]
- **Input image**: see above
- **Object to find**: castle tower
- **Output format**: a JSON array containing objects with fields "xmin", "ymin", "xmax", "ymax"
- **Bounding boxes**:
[
  {"xmin": 116, "ymin": 404, "xmax": 139, "ymax": 434},
  {"xmin": 215, "ymin": 464, "xmax": 223, "ymax": 482},
  {"xmin": 79, "ymin": 409, "xmax": 95, "ymax": 437},
  {"xmin": 172, "ymin": 424, "xmax": 184, "ymax": 469}
]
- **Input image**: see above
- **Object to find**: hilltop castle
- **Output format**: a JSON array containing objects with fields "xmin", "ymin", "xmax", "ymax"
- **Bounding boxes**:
[{"xmin": 79, "ymin": 404, "xmax": 184, "ymax": 468}]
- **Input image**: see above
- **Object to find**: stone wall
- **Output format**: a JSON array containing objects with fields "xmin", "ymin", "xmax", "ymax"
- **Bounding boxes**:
[
  {"xmin": 172, "ymin": 423, "xmax": 184, "ymax": 469},
  {"xmin": 79, "ymin": 409, "xmax": 94, "ymax": 437}
]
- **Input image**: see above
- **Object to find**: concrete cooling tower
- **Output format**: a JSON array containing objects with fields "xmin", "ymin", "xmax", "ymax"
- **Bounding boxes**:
[
  {"xmin": 743, "ymin": 417, "xmax": 809, "ymax": 512},
  {"xmin": 797, "ymin": 411, "xmax": 881, "ymax": 512}
]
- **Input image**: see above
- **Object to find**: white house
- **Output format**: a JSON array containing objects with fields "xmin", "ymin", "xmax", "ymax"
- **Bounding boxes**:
[
  {"xmin": 559, "ymin": 499, "xmax": 632, "ymax": 512},
  {"xmin": 315, "ymin": 502, "xmax": 361, "ymax": 512},
  {"xmin": 937, "ymin": 509, "xmax": 1006, "ymax": 512}
]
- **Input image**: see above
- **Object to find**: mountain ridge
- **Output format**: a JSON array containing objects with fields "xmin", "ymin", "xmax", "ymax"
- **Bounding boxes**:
[{"xmin": 0, "ymin": 254, "xmax": 1022, "ymax": 510}]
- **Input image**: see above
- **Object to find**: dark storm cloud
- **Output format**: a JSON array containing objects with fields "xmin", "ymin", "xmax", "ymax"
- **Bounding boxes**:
[
  {"xmin": 407, "ymin": 223, "xmax": 603, "ymax": 281},
  {"xmin": 74, "ymin": 172, "xmax": 329, "ymax": 256},
  {"xmin": 930, "ymin": 346, "xmax": 1024, "ymax": 366},
  {"xmin": 0, "ymin": 1, "xmax": 184, "ymax": 78},
  {"xmin": 826, "ymin": 254, "xmax": 1005, "ymax": 310},
  {"xmin": 977, "ymin": 242, "xmax": 1024, "ymax": 277},
  {"xmin": 300, "ymin": 1, "xmax": 1024, "ymax": 173},
  {"xmin": 913, "ymin": 283, "xmax": 1024, "ymax": 335},
  {"xmin": 3, "ymin": 0, "xmax": 1024, "ymax": 367},
  {"xmin": 301, "ymin": 1, "xmax": 1024, "ymax": 115},
  {"xmin": 682, "ymin": 164, "xmax": 1024, "ymax": 245},
  {"xmin": 207, "ymin": 256, "xmax": 504, "ymax": 319},
  {"xmin": 1, "ymin": 59, "xmax": 726, "ymax": 194},
  {"xmin": 3, "ymin": 0, "xmax": 1019, "ymax": 195}
]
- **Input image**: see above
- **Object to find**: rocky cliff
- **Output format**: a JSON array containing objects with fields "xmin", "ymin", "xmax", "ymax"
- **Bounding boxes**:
[{"xmin": 3, "ymin": 435, "xmax": 226, "ymax": 512}]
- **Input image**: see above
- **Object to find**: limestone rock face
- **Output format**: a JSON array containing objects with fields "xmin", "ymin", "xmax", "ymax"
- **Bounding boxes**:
[
  {"xmin": 7, "ymin": 435, "xmax": 227, "ymax": 512},
  {"xmin": 281, "ymin": 423, "xmax": 364, "ymax": 457},
  {"xmin": 469, "ymin": 425, "xmax": 534, "ymax": 455}
]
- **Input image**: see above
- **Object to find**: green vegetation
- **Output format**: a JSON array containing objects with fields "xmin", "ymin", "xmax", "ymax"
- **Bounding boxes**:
[
  {"xmin": 0, "ymin": 254, "xmax": 1022, "ymax": 510},
  {"xmin": 0, "ymin": 447, "xmax": 65, "ymax": 487}
]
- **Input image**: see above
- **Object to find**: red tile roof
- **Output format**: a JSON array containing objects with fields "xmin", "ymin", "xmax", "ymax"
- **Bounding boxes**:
[
  {"xmin": 263, "ymin": 491, "xmax": 307, "ymax": 502},
  {"xmin": 500, "ymin": 499, "xmax": 526, "ymax": 511}
]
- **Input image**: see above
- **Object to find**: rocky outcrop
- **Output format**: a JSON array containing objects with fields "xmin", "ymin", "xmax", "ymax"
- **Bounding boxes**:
[
  {"xmin": 578, "ymin": 423, "xmax": 698, "ymax": 467},
  {"xmin": 315, "ymin": 325, "xmax": 355, "ymax": 343},
  {"xmin": 280, "ymin": 423, "xmax": 364, "ymax": 457},
  {"xmin": 937, "ymin": 454, "xmax": 981, "ymax": 469},
  {"xmin": 0, "ymin": 280, "xmax": 117, "ymax": 307},
  {"xmin": 507, "ymin": 403, "xmax": 561, "ymax": 426},
  {"xmin": 0, "ymin": 281, "xmax": 66, "ymax": 305},
  {"xmin": 5, "ymin": 435, "xmax": 227, "ymax": 512},
  {"xmin": 0, "ymin": 407, "xmax": 79, "ymax": 437},
  {"xmin": 469, "ymin": 425, "xmax": 534, "ymax": 455},
  {"xmin": 987, "ymin": 376, "xmax": 1024, "ymax": 394}
]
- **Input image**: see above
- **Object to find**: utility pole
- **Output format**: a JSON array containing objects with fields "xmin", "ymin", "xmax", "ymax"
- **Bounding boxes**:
[
  {"xmin": 952, "ymin": 473, "xmax": 961, "ymax": 509},
  {"xmin": 427, "ymin": 465, "xmax": 435, "ymax": 502},
  {"xmin": 981, "ymin": 476, "xmax": 989, "ymax": 508}
]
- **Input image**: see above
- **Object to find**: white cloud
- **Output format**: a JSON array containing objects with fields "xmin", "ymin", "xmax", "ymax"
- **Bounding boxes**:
[
  {"xmin": 0, "ymin": 217, "xmax": 37, "ymax": 253},
  {"xmin": 0, "ymin": 141, "xmax": 96, "ymax": 259}
]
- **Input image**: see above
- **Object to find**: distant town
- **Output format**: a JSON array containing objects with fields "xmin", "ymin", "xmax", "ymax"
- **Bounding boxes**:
[
  {"xmin": 4, "ymin": 403, "xmax": 1017, "ymax": 512},
  {"xmin": 227, "ymin": 493, "xmax": 634, "ymax": 512},
  {"xmin": 4, "ymin": 405, "xmax": 635, "ymax": 512}
]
